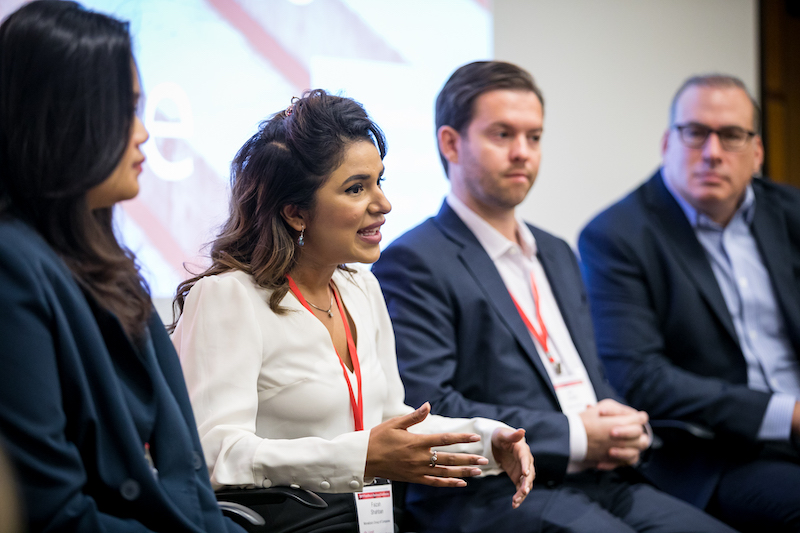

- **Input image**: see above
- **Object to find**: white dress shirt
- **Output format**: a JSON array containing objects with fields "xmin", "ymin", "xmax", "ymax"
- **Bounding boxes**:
[
  {"xmin": 173, "ymin": 266, "xmax": 507, "ymax": 493},
  {"xmin": 447, "ymin": 194, "xmax": 598, "ymax": 467}
]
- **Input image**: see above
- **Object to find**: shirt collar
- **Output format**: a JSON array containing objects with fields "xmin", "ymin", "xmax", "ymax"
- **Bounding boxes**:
[
  {"xmin": 446, "ymin": 192, "xmax": 537, "ymax": 260},
  {"xmin": 661, "ymin": 169, "xmax": 756, "ymax": 229}
]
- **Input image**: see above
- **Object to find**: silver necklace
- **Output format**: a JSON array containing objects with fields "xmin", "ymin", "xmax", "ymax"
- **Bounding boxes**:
[{"xmin": 307, "ymin": 291, "xmax": 334, "ymax": 318}]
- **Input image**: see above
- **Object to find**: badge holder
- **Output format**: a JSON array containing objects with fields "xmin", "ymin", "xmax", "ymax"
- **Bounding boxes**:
[{"xmin": 354, "ymin": 478, "xmax": 393, "ymax": 533}]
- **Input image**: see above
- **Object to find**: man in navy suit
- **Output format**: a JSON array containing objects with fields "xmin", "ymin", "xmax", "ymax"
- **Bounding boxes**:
[
  {"xmin": 373, "ymin": 61, "xmax": 733, "ymax": 533},
  {"xmin": 579, "ymin": 74, "xmax": 800, "ymax": 532}
]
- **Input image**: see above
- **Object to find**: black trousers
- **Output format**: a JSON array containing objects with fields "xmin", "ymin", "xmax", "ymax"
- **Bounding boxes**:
[
  {"xmin": 406, "ymin": 470, "xmax": 737, "ymax": 533},
  {"xmin": 229, "ymin": 491, "xmax": 404, "ymax": 533},
  {"xmin": 707, "ymin": 443, "xmax": 800, "ymax": 533},
  {"xmin": 228, "ymin": 492, "xmax": 357, "ymax": 533}
]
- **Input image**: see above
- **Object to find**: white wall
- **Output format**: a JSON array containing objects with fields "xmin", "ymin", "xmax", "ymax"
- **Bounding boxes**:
[
  {"xmin": 494, "ymin": 0, "xmax": 758, "ymax": 246},
  {"xmin": 154, "ymin": 0, "xmax": 758, "ymax": 322}
]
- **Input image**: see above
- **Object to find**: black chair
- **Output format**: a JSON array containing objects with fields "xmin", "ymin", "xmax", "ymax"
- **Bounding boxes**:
[
  {"xmin": 648, "ymin": 419, "xmax": 715, "ymax": 450},
  {"xmin": 392, "ymin": 481, "xmax": 420, "ymax": 533},
  {"xmin": 217, "ymin": 486, "xmax": 327, "ymax": 531}
]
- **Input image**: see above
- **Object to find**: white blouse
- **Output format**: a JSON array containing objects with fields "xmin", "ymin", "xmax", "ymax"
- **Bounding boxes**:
[{"xmin": 173, "ymin": 266, "xmax": 506, "ymax": 493}]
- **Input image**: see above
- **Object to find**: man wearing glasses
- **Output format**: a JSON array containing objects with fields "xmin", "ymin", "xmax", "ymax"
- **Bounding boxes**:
[{"xmin": 579, "ymin": 74, "xmax": 800, "ymax": 531}]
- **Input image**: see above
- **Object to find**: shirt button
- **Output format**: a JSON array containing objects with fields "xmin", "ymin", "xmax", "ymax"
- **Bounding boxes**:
[
  {"xmin": 738, "ymin": 277, "xmax": 748, "ymax": 289},
  {"xmin": 263, "ymin": 478, "xmax": 272, "ymax": 488},
  {"xmin": 290, "ymin": 483, "xmax": 300, "ymax": 489},
  {"xmin": 192, "ymin": 452, "xmax": 204, "ymax": 470},
  {"xmin": 120, "ymin": 479, "xmax": 140, "ymax": 501},
  {"xmin": 349, "ymin": 480, "xmax": 361, "ymax": 490},
  {"xmin": 319, "ymin": 481, "xmax": 331, "ymax": 490}
]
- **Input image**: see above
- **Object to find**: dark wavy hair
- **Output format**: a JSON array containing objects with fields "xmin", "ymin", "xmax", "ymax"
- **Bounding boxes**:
[
  {"xmin": 0, "ymin": 1, "xmax": 151, "ymax": 340},
  {"xmin": 435, "ymin": 61, "xmax": 544, "ymax": 176},
  {"xmin": 171, "ymin": 89, "xmax": 386, "ymax": 327}
]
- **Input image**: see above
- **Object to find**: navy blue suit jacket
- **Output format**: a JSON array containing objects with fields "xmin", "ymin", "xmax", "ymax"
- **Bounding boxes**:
[
  {"xmin": 373, "ymin": 201, "xmax": 619, "ymax": 486},
  {"xmin": 578, "ymin": 171, "xmax": 800, "ymax": 507},
  {"xmin": 0, "ymin": 217, "xmax": 243, "ymax": 532}
]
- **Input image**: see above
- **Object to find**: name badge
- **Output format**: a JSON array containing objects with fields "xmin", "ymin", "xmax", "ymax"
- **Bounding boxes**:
[
  {"xmin": 553, "ymin": 377, "xmax": 596, "ymax": 416},
  {"xmin": 354, "ymin": 479, "xmax": 394, "ymax": 533}
]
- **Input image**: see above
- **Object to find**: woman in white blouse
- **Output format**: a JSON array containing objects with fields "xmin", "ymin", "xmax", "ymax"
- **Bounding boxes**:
[{"xmin": 171, "ymin": 90, "xmax": 534, "ymax": 532}]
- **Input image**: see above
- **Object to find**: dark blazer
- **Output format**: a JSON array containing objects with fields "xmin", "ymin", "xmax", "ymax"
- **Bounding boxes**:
[
  {"xmin": 0, "ymin": 217, "xmax": 243, "ymax": 532},
  {"xmin": 373, "ymin": 201, "xmax": 619, "ymax": 486},
  {"xmin": 578, "ymin": 171, "xmax": 800, "ymax": 507}
]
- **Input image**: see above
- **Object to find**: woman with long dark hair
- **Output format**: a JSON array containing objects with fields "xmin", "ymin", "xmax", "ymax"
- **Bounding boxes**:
[
  {"xmin": 0, "ymin": 2, "xmax": 243, "ymax": 531},
  {"xmin": 172, "ymin": 90, "xmax": 535, "ymax": 532}
]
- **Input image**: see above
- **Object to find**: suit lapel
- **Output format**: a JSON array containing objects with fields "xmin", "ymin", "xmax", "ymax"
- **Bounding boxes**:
[
  {"xmin": 645, "ymin": 174, "xmax": 739, "ymax": 343},
  {"xmin": 533, "ymin": 233, "xmax": 579, "ymax": 350},
  {"xmin": 434, "ymin": 203, "xmax": 557, "ymax": 399},
  {"xmin": 533, "ymin": 230, "xmax": 605, "ymax": 390},
  {"xmin": 82, "ymin": 290, "xmax": 157, "ymax": 413},
  {"xmin": 751, "ymin": 182, "xmax": 800, "ymax": 351}
]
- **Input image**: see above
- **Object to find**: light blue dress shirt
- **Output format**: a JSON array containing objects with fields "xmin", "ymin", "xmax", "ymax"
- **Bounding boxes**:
[{"xmin": 663, "ymin": 174, "xmax": 799, "ymax": 441}]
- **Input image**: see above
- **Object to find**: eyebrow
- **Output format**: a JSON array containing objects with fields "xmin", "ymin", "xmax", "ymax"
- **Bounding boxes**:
[
  {"xmin": 685, "ymin": 121, "xmax": 747, "ymax": 130},
  {"xmin": 342, "ymin": 167, "xmax": 385, "ymax": 185},
  {"xmin": 488, "ymin": 122, "xmax": 543, "ymax": 133}
]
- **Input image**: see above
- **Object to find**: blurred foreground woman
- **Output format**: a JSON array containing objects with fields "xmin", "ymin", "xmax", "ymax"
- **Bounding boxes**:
[{"xmin": 0, "ymin": 2, "xmax": 244, "ymax": 531}]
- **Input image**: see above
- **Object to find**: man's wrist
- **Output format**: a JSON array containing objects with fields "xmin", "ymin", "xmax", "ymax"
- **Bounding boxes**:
[
  {"xmin": 567, "ymin": 413, "xmax": 588, "ymax": 463},
  {"xmin": 758, "ymin": 394, "xmax": 796, "ymax": 441}
]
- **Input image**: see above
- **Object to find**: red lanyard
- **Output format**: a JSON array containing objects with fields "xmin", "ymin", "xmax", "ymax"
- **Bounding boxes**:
[
  {"xmin": 509, "ymin": 271, "xmax": 562, "ymax": 374},
  {"xmin": 286, "ymin": 275, "xmax": 364, "ymax": 431}
]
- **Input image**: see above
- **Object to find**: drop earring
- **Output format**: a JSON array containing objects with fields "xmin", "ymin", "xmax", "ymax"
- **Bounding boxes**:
[{"xmin": 298, "ymin": 227, "xmax": 305, "ymax": 247}]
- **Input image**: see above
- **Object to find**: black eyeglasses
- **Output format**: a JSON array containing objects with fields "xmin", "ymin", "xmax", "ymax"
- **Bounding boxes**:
[
  {"xmin": 672, "ymin": 122, "xmax": 756, "ymax": 152},
  {"xmin": 673, "ymin": 123, "xmax": 756, "ymax": 152}
]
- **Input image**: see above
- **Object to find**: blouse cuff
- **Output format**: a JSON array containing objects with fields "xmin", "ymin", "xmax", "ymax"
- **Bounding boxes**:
[{"xmin": 250, "ymin": 428, "xmax": 372, "ymax": 493}]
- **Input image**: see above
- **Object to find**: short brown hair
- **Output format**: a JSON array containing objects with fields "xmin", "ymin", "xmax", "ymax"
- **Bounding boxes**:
[{"xmin": 435, "ymin": 61, "xmax": 544, "ymax": 176}]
